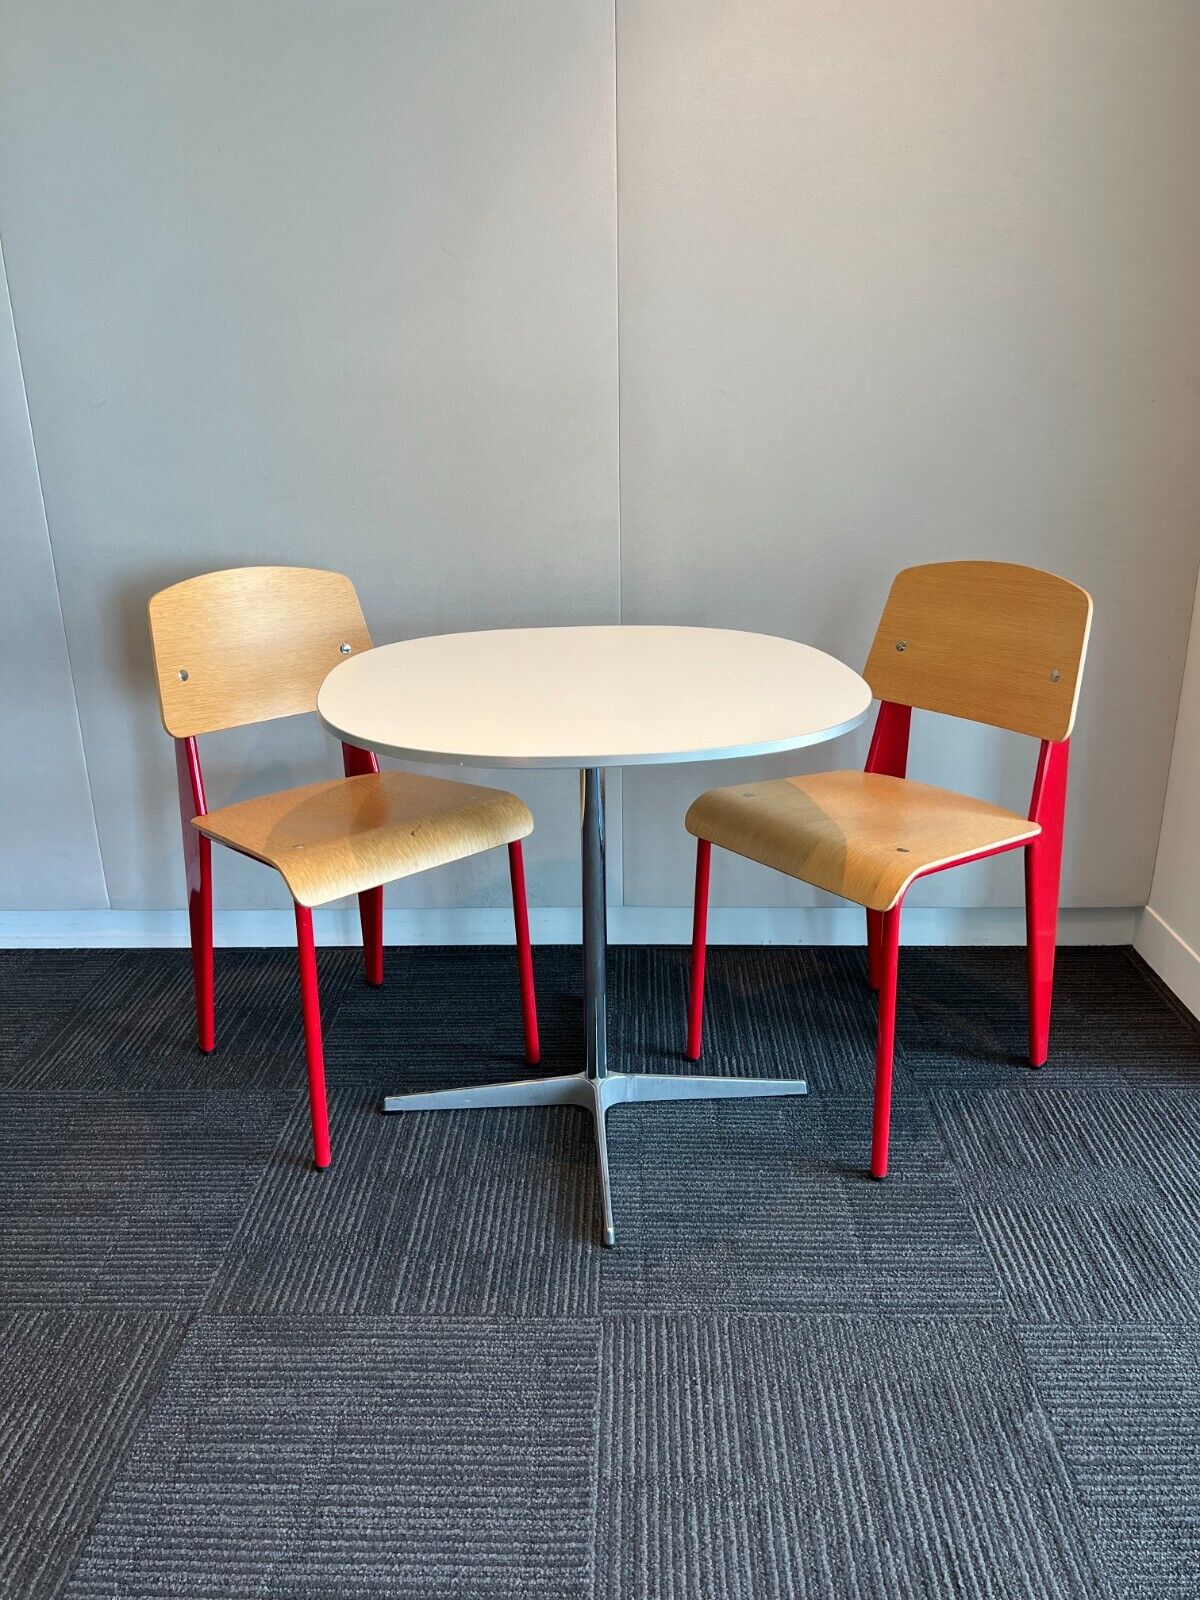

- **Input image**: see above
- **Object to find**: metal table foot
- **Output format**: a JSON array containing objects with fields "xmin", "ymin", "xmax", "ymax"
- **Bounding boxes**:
[{"xmin": 384, "ymin": 1067, "xmax": 807, "ymax": 1247}]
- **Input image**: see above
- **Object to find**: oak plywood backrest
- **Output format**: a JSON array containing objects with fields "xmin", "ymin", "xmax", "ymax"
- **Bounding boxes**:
[
  {"xmin": 148, "ymin": 566, "xmax": 374, "ymax": 737},
  {"xmin": 863, "ymin": 561, "xmax": 1093, "ymax": 741}
]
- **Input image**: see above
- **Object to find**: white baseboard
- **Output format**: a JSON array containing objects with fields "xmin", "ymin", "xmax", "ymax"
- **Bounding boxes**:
[
  {"xmin": 1134, "ymin": 905, "xmax": 1200, "ymax": 1020},
  {"xmin": 0, "ymin": 904, "xmax": 1139, "ymax": 950}
]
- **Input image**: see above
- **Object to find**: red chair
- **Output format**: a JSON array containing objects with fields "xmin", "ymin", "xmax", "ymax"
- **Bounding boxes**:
[
  {"xmin": 148, "ymin": 565, "xmax": 540, "ymax": 1167},
  {"xmin": 684, "ymin": 561, "xmax": 1092, "ymax": 1176}
]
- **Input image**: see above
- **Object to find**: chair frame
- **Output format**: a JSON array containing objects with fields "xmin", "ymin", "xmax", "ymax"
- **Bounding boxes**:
[
  {"xmin": 159, "ymin": 567, "xmax": 539, "ymax": 1170},
  {"xmin": 686, "ymin": 705, "xmax": 1069, "ymax": 1178},
  {"xmin": 175, "ymin": 730, "xmax": 540, "ymax": 1169},
  {"xmin": 686, "ymin": 558, "xmax": 1088, "ymax": 1181}
]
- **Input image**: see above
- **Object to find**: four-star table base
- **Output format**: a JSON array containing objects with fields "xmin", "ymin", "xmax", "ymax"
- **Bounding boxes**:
[
  {"xmin": 383, "ymin": 768, "xmax": 809, "ymax": 1246},
  {"xmin": 383, "ymin": 1067, "xmax": 807, "ymax": 1248}
]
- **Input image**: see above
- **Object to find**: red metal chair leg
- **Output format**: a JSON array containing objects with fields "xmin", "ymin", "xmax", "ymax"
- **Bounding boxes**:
[
  {"xmin": 294, "ymin": 904, "xmax": 331, "ymax": 1169},
  {"xmin": 865, "ymin": 909, "xmax": 883, "ymax": 992},
  {"xmin": 176, "ymin": 736, "xmax": 215, "ymax": 1053},
  {"xmin": 1025, "ymin": 738, "xmax": 1069, "ymax": 1068},
  {"xmin": 1026, "ymin": 841, "xmax": 1061, "ymax": 1067},
  {"xmin": 341, "ymin": 742, "xmax": 385, "ymax": 989},
  {"xmin": 687, "ymin": 839, "xmax": 712, "ymax": 1061},
  {"xmin": 358, "ymin": 886, "xmax": 384, "ymax": 987},
  {"xmin": 189, "ymin": 835, "xmax": 215, "ymax": 1053},
  {"xmin": 870, "ymin": 905, "xmax": 902, "ymax": 1179},
  {"xmin": 508, "ymin": 841, "xmax": 540, "ymax": 1065}
]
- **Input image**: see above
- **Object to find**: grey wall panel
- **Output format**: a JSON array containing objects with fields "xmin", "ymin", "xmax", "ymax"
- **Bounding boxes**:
[
  {"xmin": 617, "ymin": 0, "xmax": 1200, "ymax": 909},
  {"xmin": 0, "ymin": 237, "xmax": 107, "ymax": 909},
  {"xmin": 0, "ymin": 1, "xmax": 618, "ymax": 910},
  {"xmin": 1145, "ymin": 576, "xmax": 1200, "ymax": 952},
  {"xmin": 3, "ymin": 0, "xmax": 1198, "ymax": 924}
]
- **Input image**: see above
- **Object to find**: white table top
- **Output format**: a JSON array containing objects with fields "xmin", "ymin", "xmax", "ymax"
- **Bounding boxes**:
[{"xmin": 317, "ymin": 625, "xmax": 872, "ymax": 769}]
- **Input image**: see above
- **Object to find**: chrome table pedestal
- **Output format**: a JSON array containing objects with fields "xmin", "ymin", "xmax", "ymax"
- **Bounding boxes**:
[{"xmin": 383, "ymin": 768, "xmax": 808, "ymax": 1246}]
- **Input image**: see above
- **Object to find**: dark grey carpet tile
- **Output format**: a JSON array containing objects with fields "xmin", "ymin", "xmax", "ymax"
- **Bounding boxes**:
[
  {"xmin": 776, "ymin": 1095, "xmax": 1002, "ymax": 1316},
  {"xmin": 323, "ymin": 946, "xmax": 578, "ymax": 1091},
  {"xmin": 1125, "ymin": 948, "xmax": 1200, "ymax": 1046},
  {"xmin": 940, "ymin": 1163, "xmax": 1166, "ymax": 1209},
  {"xmin": 65, "ymin": 1317, "xmax": 598, "ymax": 1600},
  {"xmin": 209, "ymin": 1090, "xmax": 605, "ymax": 1316},
  {"xmin": 598, "ymin": 1097, "xmax": 875, "ymax": 1315},
  {"xmin": 931, "ymin": 1089, "xmax": 1200, "ymax": 1201},
  {"xmin": 900, "ymin": 948, "xmax": 1200, "ymax": 1089},
  {"xmin": 598, "ymin": 1094, "xmax": 997, "ymax": 1316},
  {"xmin": 0, "ymin": 1093, "xmax": 292, "ymax": 1309},
  {"xmin": 0, "ymin": 1311, "xmax": 188, "ymax": 1600},
  {"xmin": 903, "ymin": 1045, "xmax": 1112, "ymax": 1093},
  {"xmin": 0, "ymin": 951, "xmax": 121, "ymax": 1076},
  {"xmin": 933, "ymin": 1086, "xmax": 1200, "ymax": 1171},
  {"xmin": 971, "ymin": 1201, "xmax": 1200, "ymax": 1323},
  {"xmin": 842, "ymin": 1196, "xmax": 1004, "ymax": 1319},
  {"xmin": 596, "ymin": 1315, "xmax": 1103, "ymax": 1600},
  {"xmin": 612, "ymin": 945, "xmax": 881, "ymax": 1095},
  {"xmin": 1018, "ymin": 1324, "xmax": 1200, "ymax": 1600},
  {"xmin": 932, "ymin": 1090, "xmax": 1200, "ymax": 1321},
  {"xmin": 8, "ymin": 948, "xmax": 363, "ymax": 1092}
]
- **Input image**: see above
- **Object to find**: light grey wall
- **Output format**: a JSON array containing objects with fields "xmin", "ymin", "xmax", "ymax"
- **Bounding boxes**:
[
  {"xmin": 2, "ymin": 1, "xmax": 1199, "ymax": 925},
  {"xmin": 0, "ymin": 0, "xmax": 619, "ymax": 914},
  {"xmin": 1144, "ymin": 571, "xmax": 1200, "ymax": 955},
  {"xmin": 0, "ymin": 236, "xmax": 107, "ymax": 909},
  {"xmin": 617, "ymin": 0, "xmax": 1200, "ymax": 913}
]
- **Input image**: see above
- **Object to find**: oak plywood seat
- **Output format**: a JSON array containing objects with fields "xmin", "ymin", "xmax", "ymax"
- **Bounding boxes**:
[
  {"xmin": 685, "ymin": 772, "xmax": 1038, "ymax": 913},
  {"xmin": 197, "ymin": 771, "xmax": 532, "ymax": 909},
  {"xmin": 684, "ymin": 561, "xmax": 1093, "ymax": 1181},
  {"xmin": 147, "ymin": 566, "xmax": 540, "ymax": 1170}
]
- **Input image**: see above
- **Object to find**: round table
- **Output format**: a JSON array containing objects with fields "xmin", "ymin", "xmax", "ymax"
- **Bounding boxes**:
[{"xmin": 318, "ymin": 625, "xmax": 872, "ymax": 1245}]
